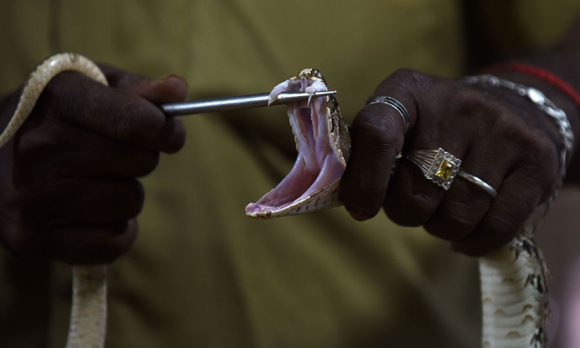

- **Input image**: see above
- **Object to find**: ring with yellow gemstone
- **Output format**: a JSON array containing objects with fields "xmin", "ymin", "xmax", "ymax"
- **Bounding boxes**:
[{"xmin": 407, "ymin": 148, "xmax": 461, "ymax": 190}]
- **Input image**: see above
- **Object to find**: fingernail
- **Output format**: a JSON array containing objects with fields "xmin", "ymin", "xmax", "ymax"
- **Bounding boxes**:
[
  {"xmin": 156, "ymin": 74, "xmax": 187, "ymax": 85},
  {"xmin": 151, "ymin": 74, "xmax": 188, "ymax": 100},
  {"xmin": 348, "ymin": 206, "xmax": 370, "ymax": 221}
]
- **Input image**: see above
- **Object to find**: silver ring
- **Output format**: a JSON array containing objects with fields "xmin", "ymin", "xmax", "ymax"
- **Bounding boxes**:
[
  {"xmin": 457, "ymin": 171, "xmax": 497, "ymax": 198},
  {"xmin": 366, "ymin": 96, "xmax": 410, "ymax": 134},
  {"xmin": 407, "ymin": 148, "xmax": 497, "ymax": 198},
  {"xmin": 407, "ymin": 148, "xmax": 461, "ymax": 190}
]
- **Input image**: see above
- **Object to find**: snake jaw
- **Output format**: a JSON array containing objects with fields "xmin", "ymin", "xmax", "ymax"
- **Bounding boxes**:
[{"xmin": 246, "ymin": 69, "xmax": 350, "ymax": 218}]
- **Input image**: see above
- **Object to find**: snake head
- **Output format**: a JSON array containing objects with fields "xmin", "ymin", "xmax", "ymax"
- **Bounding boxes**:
[{"xmin": 247, "ymin": 69, "xmax": 350, "ymax": 219}]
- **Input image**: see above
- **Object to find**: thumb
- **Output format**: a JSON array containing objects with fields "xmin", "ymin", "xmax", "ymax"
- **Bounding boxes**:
[{"xmin": 98, "ymin": 64, "xmax": 188, "ymax": 103}]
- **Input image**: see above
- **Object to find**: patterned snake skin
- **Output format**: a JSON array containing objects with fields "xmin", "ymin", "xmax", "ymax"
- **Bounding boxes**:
[{"xmin": 246, "ymin": 69, "xmax": 550, "ymax": 348}]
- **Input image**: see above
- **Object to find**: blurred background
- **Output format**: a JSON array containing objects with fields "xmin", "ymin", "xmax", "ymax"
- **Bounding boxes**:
[{"xmin": 537, "ymin": 186, "xmax": 580, "ymax": 348}]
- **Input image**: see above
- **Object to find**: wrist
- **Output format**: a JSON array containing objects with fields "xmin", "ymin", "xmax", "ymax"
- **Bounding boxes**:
[
  {"xmin": 483, "ymin": 64, "xmax": 580, "ymax": 155},
  {"xmin": 484, "ymin": 64, "xmax": 580, "ymax": 181},
  {"xmin": 462, "ymin": 72, "xmax": 575, "ymax": 190},
  {"xmin": 462, "ymin": 74, "xmax": 566, "ymax": 155}
]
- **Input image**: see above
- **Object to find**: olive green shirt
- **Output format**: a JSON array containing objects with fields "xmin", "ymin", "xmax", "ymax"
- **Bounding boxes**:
[{"xmin": 1, "ymin": 1, "xmax": 578, "ymax": 347}]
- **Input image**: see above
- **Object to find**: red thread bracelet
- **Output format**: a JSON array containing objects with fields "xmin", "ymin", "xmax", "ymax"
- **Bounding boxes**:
[{"xmin": 484, "ymin": 63, "xmax": 580, "ymax": 113}]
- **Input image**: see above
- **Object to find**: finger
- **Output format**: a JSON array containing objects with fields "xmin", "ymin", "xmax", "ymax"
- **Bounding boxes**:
[
  {"xmin": 16, "ymin": 118, "xmax": 159, "ymax": 178},
  {"xmin": 131, "ymin": 75, "xmax": 188, "ymax": 103},
  {"xmin": 43, "ymin": 71, "xmax": 186, "ymax": 153},
  {"xmin": 340, "ymin": 69, "xmax": 421, "ymax": 220},
  {"xmin": 424, "ymin": 117, "xmax": 521, "ymax": 240},
  {"xmin": 5, "ymin": 220, "xmax": 138, "ymax": 264},
  {"xmin": 450, "ymin": 168, "xmax": 546, "ymax": 256},
  {"xmin": 384, "ymin": 75, "xmax": 501, "ymax": 227},
  {"xmin": 422, "ymin": 178, "xmax": 489, "ymax": 240},
  {"xmin": 383, "ymin": 103, "xmax": 470, "ymax": 226},
  {"xmin": 50, "ymin": 220, "xmax": 138, "ymax": 264},
  {"xmin": 99, "ymin": 64, "xmax": 188, "ymax": 103},
  {"xmin": 383, "ymin": 160, "xmax": 448, "ymax": 227},
  {"xmin": 421, "ymin": 144, "xmax": 510, "ymax": 240},
  {"xmin": 340, "ymin": 105, "xmax": 406, "ymax": 220},
  {"xmin": 449, "ymin": 110, "xmax": 559, "ymax": 256},
  {"xmin": 21, "ymin": 178, "xmax": 144, "ymax": 225}
]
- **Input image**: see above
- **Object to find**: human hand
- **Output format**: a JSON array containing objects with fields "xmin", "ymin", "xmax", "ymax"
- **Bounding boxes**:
[
  {"xmin": 0, "ymin": 65, "xmax": 187, "ymax": 264},
  {"xmin": 340, "ymin": 69, "xmax": 564, "ymax": 256}
]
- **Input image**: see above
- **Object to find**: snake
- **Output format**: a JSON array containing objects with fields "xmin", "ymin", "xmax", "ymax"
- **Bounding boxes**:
[
  {"xmin": 246, "ymin": 69, "xmax": 551, "ymax": 348},
  {"xmin": 0, "ymin": 55, "xmax": 549, "ymax": 347}
]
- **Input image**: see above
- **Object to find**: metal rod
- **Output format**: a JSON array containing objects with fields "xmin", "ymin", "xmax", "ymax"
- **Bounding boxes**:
[{"xmin": 160, "ymin": 90, "xmax": 337, "ymax": 116}]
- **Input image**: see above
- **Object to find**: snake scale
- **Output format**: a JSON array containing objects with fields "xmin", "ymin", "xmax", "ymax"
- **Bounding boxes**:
[{"xmin": 1, "ymin": 55, "xmax": 549, "ymax": 347}]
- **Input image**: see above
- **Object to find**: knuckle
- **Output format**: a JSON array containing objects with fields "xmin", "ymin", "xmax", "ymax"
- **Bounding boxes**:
[
  {"xmin": 43, "ymin": 72, "xmax": 71, "ymax": 105},
  {"xmin": 376, "ymin": 68, "xmax": 432, "ymax": 119},
  {"xmin": 482, "ymin": 110, "xmax": 519, "ymax": 140},
  {"xmin": 453, "ymin": 88, "xmax": 497, "ymax": 119},
  {"xmin": 16, "ymin": 126, "xmax": 61, "ymax": 164},
  {"xmin": 53, "ymin": 222, "xmax": 137, "ymax": 264},
  {"xmin": 532, "ymin": 138, "xmax": 559, "ymax": 171},
  {"xmin": 113, "ymin": 100, "xmax": 145, "ymax": 140},
  {"xmin": 352, "ymin": 112, "xmax": 400, "ymax": 150},
  {"xmin": 408, "ymin": 192, "xmax": 439, "ymax": 215},
  {"xmin": 46, "ymin": 72, "xmax": 91, "ymax": 117},
  {"xmin": 99, "ymin": 180, "xmax": 144, "ymax": 220},
  {"xmin": 104, "ymin": 221, "xmax": 138, "ymax": 261},
  {"xmin": 483, "ymin": 213, "xmax": 523, "ymax": 241},
  {"xmin": 134, "ymin": 150, "xmax": 160, "ymax": 176},
  {"xmin": 385, "ymin": 68, "xmax": 432, "ymax": 99},
  {"xmin": 93, "ymin": 221, "xmax": 138, "ymax": 263},
  {"xmin": 158, "ymin": 117, "xmax": 187, "ymax": 153},
  {"xmin": 523, "ymin": 133, "xmax": 552, "ymax": 160},
  {"xmin": 170, "ymin": 119, "xmax": 187, "ymax": 152},
  {"xmin": 384, "ymin": 191, "xmax": 438, "ymax": 227},
  {"xmin": 80, "ymin": 180, "xmax": 144, "ymax": 222},
  {"xmin": 424, "ymin": 200, "xmax": 484, "ymax": 240},
  {"xmin": 517, "ymin": 137, "xmax": 560, "ymax": 191},
  {"xmin": 442, "ymin": 204, "xmax": 478, "ymax": 230},
  {"xmin": 112, "ymin": 100, "xmax": 163, "ymax": 143},
  {"xmin": 126, "ymin": 180, "xmax": 145, "ymax": 218},
  {"xmin": 388, "ymin": 68, "xmax": 429, "ymax": 90}
]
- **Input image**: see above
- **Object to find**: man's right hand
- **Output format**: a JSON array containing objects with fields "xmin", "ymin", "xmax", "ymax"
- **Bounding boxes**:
[{"xmin": 0, "ymin": 65, "xmax": 188, "ymax": 264}]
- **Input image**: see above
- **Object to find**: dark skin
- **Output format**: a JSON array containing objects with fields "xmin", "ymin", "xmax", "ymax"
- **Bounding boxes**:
[
  {"xmin": 0, "ymin": 66, "xmax": 187, "ymax": 264},
  {"xmin": 1, "ymin": 17, "xmax": 579, "ymax": 263},
  {"xmin": 341, "ymin": 17, "xmax": 580, "ymax": 256}
]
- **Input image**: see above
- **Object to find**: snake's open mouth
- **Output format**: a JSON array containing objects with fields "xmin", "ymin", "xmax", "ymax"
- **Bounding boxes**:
[{"xmin": 245, "ymin": 75, "xmax": 345, "ymax": 217}]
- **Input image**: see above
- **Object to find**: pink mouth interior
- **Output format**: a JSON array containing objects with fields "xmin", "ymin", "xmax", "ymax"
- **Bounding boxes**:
[{"xmin": 245, "ymin": 78, "xmax": 344, "ymax": 214}]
